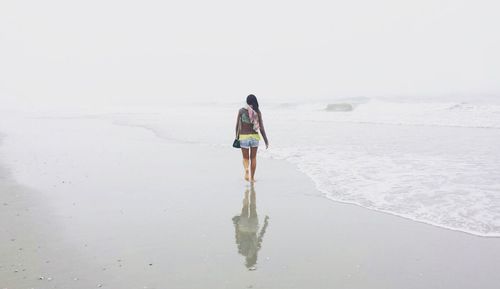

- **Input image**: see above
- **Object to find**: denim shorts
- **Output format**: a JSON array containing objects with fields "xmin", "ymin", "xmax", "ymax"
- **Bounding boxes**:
[{"xmin": 239, "ymin": 138, "xmax": 259, "ymax": 148}]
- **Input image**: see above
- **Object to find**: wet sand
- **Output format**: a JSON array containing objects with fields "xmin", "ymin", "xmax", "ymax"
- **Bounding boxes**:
[{"xmin": 1, "ymin": 116, "xmax": 500, "ymax": 289}]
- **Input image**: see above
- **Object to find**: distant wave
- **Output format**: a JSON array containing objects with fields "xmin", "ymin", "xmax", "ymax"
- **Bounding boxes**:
[
  {"xmin": 111, "ymin": 120, "xmax": 197, "ymax": 144},
  {"xmin": 284, "ymin": 100, "xmax": 500, "ymax": 129},
  {"xmin": 324, "ymin": 103, "xmax": 354, "ymax": 112},
  {"xmin": 447, "ymin": 102, "xmax": 500, "ymax": 113},
  {"xmin": 303, "ymin": 118, "xmax": 500, "ymax": 130}
]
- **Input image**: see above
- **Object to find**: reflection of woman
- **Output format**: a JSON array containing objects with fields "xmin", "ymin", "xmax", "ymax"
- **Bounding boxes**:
[{"xmin": 232, "ymin": 184, "xmax": 269, "ymax": 270}]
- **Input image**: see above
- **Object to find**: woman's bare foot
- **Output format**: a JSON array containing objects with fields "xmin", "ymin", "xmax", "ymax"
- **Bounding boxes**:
[
  {"xmin": 250, "ymin": 178, "xmax": 257, "ymax": 183},
  {"xmin": 244, "ymin": 170, "xmax": 250, "ymax": 181}
]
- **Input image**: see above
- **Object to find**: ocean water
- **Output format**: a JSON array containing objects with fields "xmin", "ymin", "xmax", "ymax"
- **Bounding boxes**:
[
  {"xmin": 4, "ymin": 96, "xmax": 499, "ymax": 237},
  {"xmin": 271, "ymin": 98, "xmax": 500, "ymax": 237},
  {"xmin": 100, "ymin": 96, "xmax": 500, "ymax": 237}
]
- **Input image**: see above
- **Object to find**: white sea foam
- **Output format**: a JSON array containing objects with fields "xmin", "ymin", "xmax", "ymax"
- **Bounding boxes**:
[{"xmin": 264, "ymin": 146, "xmax": 500, "ymax": 236}]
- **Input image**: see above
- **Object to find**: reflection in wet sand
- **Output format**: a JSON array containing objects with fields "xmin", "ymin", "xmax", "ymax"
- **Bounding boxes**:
[{"xmin": 232, "ymin": 184, "xmax": 270, "ymax": 270}]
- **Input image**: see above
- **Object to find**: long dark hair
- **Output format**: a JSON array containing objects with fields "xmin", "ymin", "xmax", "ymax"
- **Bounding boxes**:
[{"xmin": 246, "ymin": 94, "xmax": 260, "ymax": 113}]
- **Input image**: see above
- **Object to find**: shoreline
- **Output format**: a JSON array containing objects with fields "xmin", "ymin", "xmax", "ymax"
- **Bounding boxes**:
[{"xmin": 1, "ymin": 116, "xmax": 500, "ymax": 288}]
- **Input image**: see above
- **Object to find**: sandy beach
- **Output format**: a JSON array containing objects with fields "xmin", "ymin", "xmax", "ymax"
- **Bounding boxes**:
[
  {"xmin": 1, "ymin": 114, "xmax": 500, "ymax": 289},
  {"xmin": 3, "ymin": 0, "xmax": 500, "ymax": 287}
]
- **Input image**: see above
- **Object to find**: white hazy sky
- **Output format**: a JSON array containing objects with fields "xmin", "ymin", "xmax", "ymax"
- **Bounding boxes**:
[{"xmin": 1, "ymin": 0, "xmax": 499, "ymax": 106}]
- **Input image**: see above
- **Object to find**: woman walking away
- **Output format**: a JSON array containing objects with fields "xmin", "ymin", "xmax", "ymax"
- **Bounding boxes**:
[{"xmin": 235, "ymin": 94, "xmax": 269, "ymax": 182}]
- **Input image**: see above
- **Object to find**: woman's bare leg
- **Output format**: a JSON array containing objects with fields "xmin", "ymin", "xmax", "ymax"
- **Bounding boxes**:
[
  {"xmin": 250, "ymin": 147, "xmax": 258, "ymax": 182},
  {"xmin": 241, "ymin": 148, "xmax": 250, "ymax": 181}
]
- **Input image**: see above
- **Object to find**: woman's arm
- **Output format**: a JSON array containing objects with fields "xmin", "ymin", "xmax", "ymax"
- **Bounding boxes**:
[
  {"xmin": 258, "ymin": 112, "xmax": 269, "ymax": 148},
  {"xmin": 235, "ymin": 110, "xmax": 241, "ymax": 137}
]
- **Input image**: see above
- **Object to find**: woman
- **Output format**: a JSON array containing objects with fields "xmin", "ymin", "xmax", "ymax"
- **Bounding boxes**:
[{"xmin": 235, "ymin": 94, "xmax": 269, "ymax": 182}]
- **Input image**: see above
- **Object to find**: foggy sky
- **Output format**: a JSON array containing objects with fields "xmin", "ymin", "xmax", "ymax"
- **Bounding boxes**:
[{"xmin": 1, "ymin": 0, "xmax": 499, "ymax": 106}]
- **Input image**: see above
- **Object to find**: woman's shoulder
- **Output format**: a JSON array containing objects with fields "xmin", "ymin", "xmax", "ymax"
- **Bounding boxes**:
[{"xmin": 238, "ymin": 107, "xmax": 247, "ymax": 113}]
